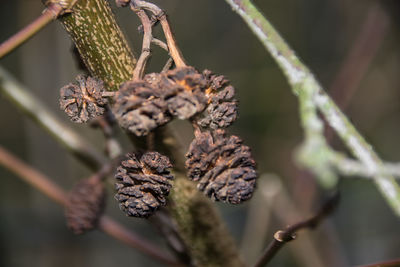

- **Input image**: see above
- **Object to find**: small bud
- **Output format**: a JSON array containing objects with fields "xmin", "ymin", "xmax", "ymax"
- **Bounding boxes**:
[
  {"xmin": 112, "ymin": 80, "xmax": 171, "ymax": 136},
  {"xmin": 185, "ymin": 129, "xmax": 257, "ymax": 204},
  {"xmin": 60, "ymin": 75, "xmax": 108, "ymax": 123},
  {"xmin": 65, "ymin": 177, "xmax": 106, "ymax": 235},
  {"xmin": 115, "ymin": 152, "xmax": 174, "ymax": 218}
]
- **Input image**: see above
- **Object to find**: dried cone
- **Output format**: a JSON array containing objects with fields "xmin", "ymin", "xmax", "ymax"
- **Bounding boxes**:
[
  {"xmin": 196, "ymin": 70, "xmax": 238, "ymax": 129},
  {"xmin": 65, "ymin": 177, "xmax": 106, "ymax": 235},
  {"xmin": 185, "ymin": 129, "xmax": 257, "ymax": 204},
  {"xmin": 113, "ymin": 80, "xmax": 171, "ymax": 136},
  {"xmin": 60, "ymin": 75, "xmax": 108, "ymax": 123},
  {"xmin": 115, "ymin": 152, "xmax": 174, "ymax": 217},
  {"xmin": 145, "ymin": 67, "xmax": 208, "ymax": 120}
]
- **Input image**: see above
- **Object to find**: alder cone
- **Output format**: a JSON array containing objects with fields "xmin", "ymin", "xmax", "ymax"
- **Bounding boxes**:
[
  {"xmin": 60, "ymin": 75, "xmax": 108, "ymax": 123},
  {"xmin": 185, "ymin": 129, "xmax": 257, "ymax": 204},
  {"xmin": 146, "ymin": 67, "xmax": 208, "ymax": 120},
  {"xmin": 65, "ymin": 178, "xmax": 106, "ymax": 235},
  {"xmin": 196, "ymin": 70, "xmax": 238, "ymax": 129},
  {"xmin": 113, "ymin": 80, "xmax": 171, "ymax": 136},
  {"xmin": 115, "ymin": 152, "xmax": 174, "ymax": 217}
]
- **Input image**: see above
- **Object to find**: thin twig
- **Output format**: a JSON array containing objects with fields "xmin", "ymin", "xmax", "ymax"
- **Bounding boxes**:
[
  {"xmin": 326, "ymin": 3, "xmax": 389, "ymax": 141},
  {"xmin": 224, "ymin": 0, "xmax": 400, "ymax": 216},
  {"xmin": 0, "ymin": 66, "xmax": 107, "ymax": 170},
  {"xmin": 254, "ymin": 192, "xmax": 340, "ymax": 267},
  {"xmin": 131, "ymin": 7, "xmax": 153, "ymax": 79},
  {"xmin": 0, "ymin": 145, "xmax": 179, "ymax": 266},
  {"xmin": 131, "ymin": 0, "xmax": 187, "ymax": 67},
  {"xmin": 0, "ymin": 3, "xmax": 65, "ymax": 59}
]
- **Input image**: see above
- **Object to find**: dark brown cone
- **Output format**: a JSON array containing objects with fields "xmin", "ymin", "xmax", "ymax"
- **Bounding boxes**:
[
  {"xmin": 59, "ymin": 75, "xmax": 108, "ymax": 123},
  {"xmin": 196, "ymin": 70, "xmax": 238, "ymax": 129},
  {"xmin": 115, "ymin": 152, "xmax": 174, "ymax": 218},
  {"xmin": 185, "ymin": 129, "xmax": 257, "ymax": 204},
  {"xmin": 65, "ymin": 177, "xmax": 106, "ymax": 235},
  {"xmin": 145, "ymin": 67, "xmax": 208, "ymax": 120},
  {"xmin": 112, "ymin": 80, "xmax": 171, "ymax": 136}
]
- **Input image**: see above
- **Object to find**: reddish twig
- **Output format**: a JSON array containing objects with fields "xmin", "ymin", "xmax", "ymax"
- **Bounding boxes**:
[
  {"xmin": 356, "ymin": 258, "xmax": 400, "ymax": 267},
  {"xmin": 131, "ymin": 7, "xmax": 153, "ymax": 79},
  {"xmin": 131, "ymin": 0, "xmax": 187, "ymax": 67},
  {"xmin": 325, "ymin": 3, "xmax": 389, "ymax": 142},
  {"xmin": 0, "ymin": 145, "xmax": 179, "ymax": 266},
  {"xmin": 0, "ymin": 3, "xmax": 64, "ymax": 59},
  {"xmin": 254, "ymin": 192, "xmax": 340, "ymax": 267}
]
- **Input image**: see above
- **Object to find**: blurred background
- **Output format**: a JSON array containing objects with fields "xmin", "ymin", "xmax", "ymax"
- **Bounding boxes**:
[{"xmin": 1, "ymin": 0, "xmax": 400, "ymax": 266}]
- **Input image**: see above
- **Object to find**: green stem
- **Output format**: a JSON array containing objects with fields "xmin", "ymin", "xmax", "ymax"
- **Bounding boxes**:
[
  {"xmin": 60, "ymin": 0, "xmax": 136, "ymax": 91},
  {"xmin": 224, "ymin": 0, "xmax": 400, "ymax": 216}
]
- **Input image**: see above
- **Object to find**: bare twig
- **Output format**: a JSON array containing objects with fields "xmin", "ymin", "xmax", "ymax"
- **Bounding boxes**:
[
  {"xmin": 0, "ymin": 145, "xmax": 179, "ymax": 266},
  {"xmin": 0, "ymin": 2, "xmax": 72, "ymax": 59},
  {"xmin": 131, "ymin": 7, "xmax": 153, "ymax": 79},
  {"xmin": 131, "ymin": 0, "xmax": 187, "ymax": 67},
  {"xmin": 0, "ymin": 66, "xmax": 107, "ymax": 170},
  {"xmin": 254, "ymin": 191, "xmax": 340, "ymax": 267},
  {"xmin": 325, "ymin": 3, "xmax": 389, "ymax": 141}
]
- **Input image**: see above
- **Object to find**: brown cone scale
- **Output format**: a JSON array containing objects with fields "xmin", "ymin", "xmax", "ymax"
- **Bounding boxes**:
[
  {"xmin": 115, "ymin": 152, "xmax": 174, "ymax": 218},
  {"xmin": 185, "ymin": 129, "xmax": 257, "ymax": 204},
  {"xmin": 112, "ymin": 80, "xmax": 171, "ymax": 136}
]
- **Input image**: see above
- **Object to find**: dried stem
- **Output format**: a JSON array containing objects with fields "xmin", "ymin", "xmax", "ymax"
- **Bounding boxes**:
[
  {"xmin": 224, "ymin": 0, "xmax": 400, "ymax": 216},
  {"xmin": 131, "ymin": 7, "xmax": 153, "ymax": 79},
  {"xmin": 254, "ymin": 192, "xmax": 340, "ymax": 267},
  {"xmin": 0, "ymin": 3, "xmax": 64, "ymax": 59},
  {"xmin": 131, "ymin": 0, "xmax": 187, "ymax": 67},
  {"xmin": 0, "ymin": 145, "xmax": 179, "ymax": 266}
]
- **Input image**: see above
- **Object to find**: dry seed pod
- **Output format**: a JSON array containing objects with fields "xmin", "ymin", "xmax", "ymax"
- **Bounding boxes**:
[
  {"xmin": 60, "ymin": 75, "xmax": 108, "ymax": 123},
  {"xmin": 113, "ymin": 80, "xmax": 171, "ymax": 136},
  {"xmin": 185, "ymin": 129, "xmax": 257, "ymax": 204},
  {"xmin": 196, "ymin": 70, "xmax": 238, "ymax": 129},
  {"xmin": 115, "ymin": 152, "xmax": 174, "ymax": 218},
  {"xmin": 146, "ymin": 67, "xmax": 208, "ymax": 120},
  {"xmin": 65, "ymin": 177, "xmax": 106, "ymax": 235}
]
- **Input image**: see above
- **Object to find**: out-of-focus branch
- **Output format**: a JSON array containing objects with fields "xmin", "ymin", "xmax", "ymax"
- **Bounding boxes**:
[
  {"xmin": 0, "ymin": 3, "xmax": 60, "ymax": 59},
  {"xmin": 254, "ymin": 191, "xmax": 340, "ymax": 267},
  {"xmin": 0, "ymin": 66, "xmax": 107, "ymax": 170},
  {"xmin": 328, "ymin": 4, "xmax": 389, "ymax": 110},
  {"xmin": 357, "ymin": 258, "xmax": 400, "ymax": 267},
  {"xmin": 0, "ymin": 145, "xmax": 179, "ymax": 266},
  {"xmin": 224, "ymin": 0, "xmax": 400, "ymax": 216}
]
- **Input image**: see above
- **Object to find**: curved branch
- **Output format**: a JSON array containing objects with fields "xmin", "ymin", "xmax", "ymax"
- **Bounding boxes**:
[{"xmin": 224, "ymin": 0, "xmax": 400, "ymax": 216}]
